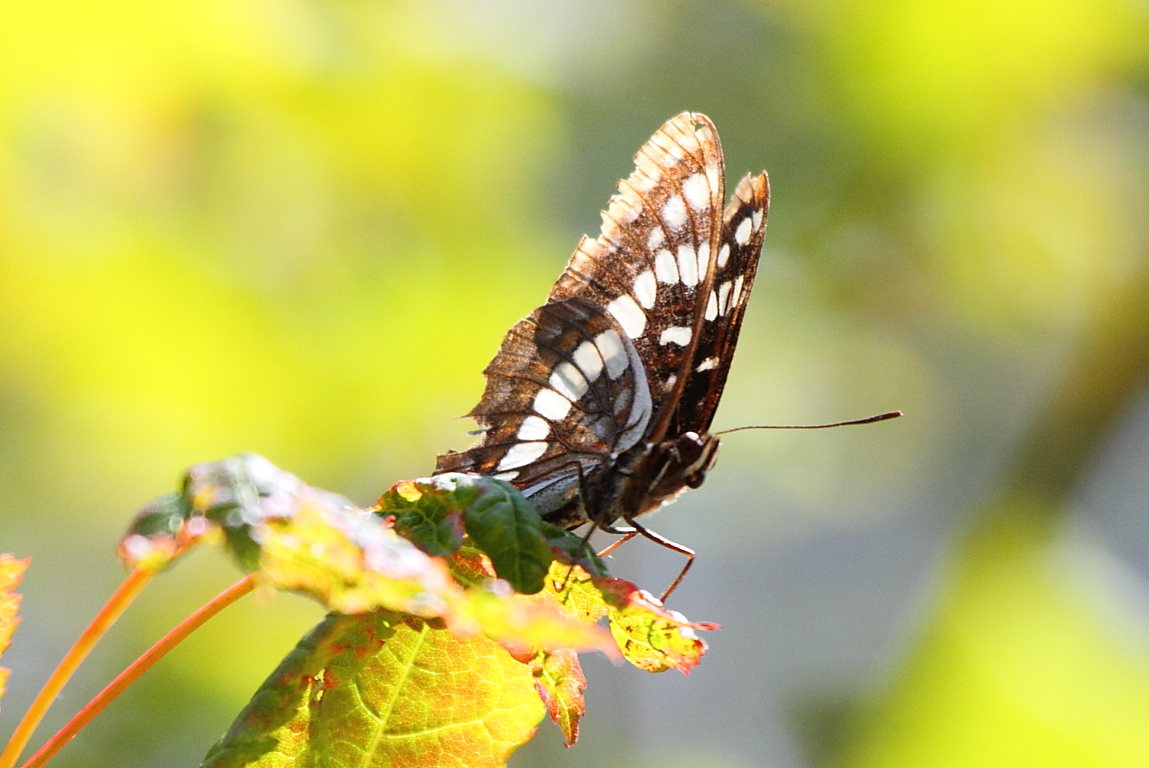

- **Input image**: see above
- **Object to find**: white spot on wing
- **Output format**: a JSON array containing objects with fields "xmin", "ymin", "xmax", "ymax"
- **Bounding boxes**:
[
  {"xmin": 735, "ymin": 218, "xmax": 752, "ymax": 245},
  {"xmin": 665, "ymin": 374, "xmax": 677, "ymax": 391},
  {"xmin": 615, "ymin": 335, "xmax": 652, "ymax": 451},
  {"xmin": 677, "ymin": 245, "xmax": 698, "ymax": 287},
  {"xmin": 655, "ymin": 249, "xmax": 679, "ymax": 284},
  {"xmin": 662, "ymin": 195, "xmax": 688, "ymax": 231},
  {"xmin": 705, "ymin": 163, "xmax": 721, "ymax": 195},
  {"xmin": 517, "ymin": 415, "xmax": 550, "ymax": 441},
  {"xmin": 717, "ymin": 243, "xmax": 730, "ymax": 268},
  {"xmin": 595, "ymin": 330, "xmax": 628, "ymax": 380},
  {"xmin": 659, "ymin": 326, "xmax": 693, "ymax": 346},
  {"xmin": 633, "ymin": 270, "xmax": 657, "ymax": 309},
  {"xmin": 647, "ymin": 226, "xmax": 665, "ymax": 249},
  {"xmin": 696, "ymin": 357, "xmax": 719, "ymax": 372},
  {"xmin": 550, "ymin": 362, "xmax": 588, "ymax": 402},
  {"xmin": 732, "ymin": 275, "xmax": 746, "ymax": 307},
  {"xmin": 718, "ymin": 281, "xmax": 733, "ymax": 314},
  {"xmin": 607, "ymin": 294, "xmax": 647, "ymax": 339},
  {"xmin": 497, "ymin": 441, "xmax": 548, "ymax": 471},
  {"xmin": 533, "ymin": 388, "xmax": 571, "ymax": 420},
  {"xmin": 573, "ymin": 341, "xmax": 603, "ymax": 382},
  {"xmin": 753, "ymin": 209, "xmax": 764, "ymax": 230},
  {"xmin": 682, "ymin": 173, "xmax": 711, "ymax": 212},
  {"xmin": 520, "ymin": 472, "xmax": 580, "ymax": 510},
  {"xmin": 696, "ymin": 242, "xmax": 710, "ymax": 279},
  {"xmin": 705, "ymin": 291, "xmax": 718, "ymax": 321},
  {"xmin": 494, "ymin": 471, "xmax": 519, "ymax": 481}
]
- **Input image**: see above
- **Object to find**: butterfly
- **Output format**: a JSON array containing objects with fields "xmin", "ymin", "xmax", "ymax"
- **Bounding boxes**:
[{"xmin": 436, "ymin": 112, "xmax": 768, "ymax": 596}]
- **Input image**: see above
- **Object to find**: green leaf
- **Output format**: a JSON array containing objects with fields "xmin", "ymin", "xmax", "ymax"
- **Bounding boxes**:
[
  {"xmin": 541, "ymin": 523, "xmax": 608, "ymax": 579},
  {"xmin": 377, "ymin": 479, "xmax": 468, "ymax": 557},
  {"xmin": 0, "ymin": 554, "xmax": 29, "ymax": 709},
  {"xmin": 117, "ymin": 491, "xmax": 201, "ymax": 570},
  {"xmin": 122, "ymin": 455, "xmax": 719, "ymax": 761},
  {"xmin": 375, "ymin": 474, "xmax": 558, "ymax": 595},
  {"xmin": 202, "ymin": 610, "xmax": 547, "ymax": 768},
  {"xmin": 458, "ymin": 476, "xmax": 554, "ymax": 595},
  {"xmin": 201, "ymin": 613, "xmax": 354, "ymax": 768}
]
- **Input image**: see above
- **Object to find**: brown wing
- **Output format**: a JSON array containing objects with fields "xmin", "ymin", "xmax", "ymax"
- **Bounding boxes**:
[
  {"xmin": 670, "ymin": 171, "xmax": 769, "ymax": 435},
  {"xmin": 435, "ymin": 297, "xmax": 650, "ymax": 516}
]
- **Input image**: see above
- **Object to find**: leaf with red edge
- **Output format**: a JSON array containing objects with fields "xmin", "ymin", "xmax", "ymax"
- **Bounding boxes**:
[
  {"xmin": 120, "ymin": 455, "xmax": 464, "ymax": 618},
  {"xmin": 597, "ymin": 579, "xmax": 717, "ymax": 674},
  {"xmin": 202, "ymin": 610, "xmax": 547, "ymax": 768},
  {"xmin": 0, "ymin": 554, "xmax": 29, "ymax": 709},
  {"xmin": 530, "ymin": 648, "xmax": 585, "ymax": 747},
  {"xmin": 545, "ymin": 563, "xmax": 717, "ymax": 674}
]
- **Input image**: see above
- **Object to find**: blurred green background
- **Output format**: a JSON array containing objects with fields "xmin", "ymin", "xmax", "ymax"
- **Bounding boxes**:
[{"xmin": 2, "ymin": 1, "xmax": 1149, "ymax": 766}]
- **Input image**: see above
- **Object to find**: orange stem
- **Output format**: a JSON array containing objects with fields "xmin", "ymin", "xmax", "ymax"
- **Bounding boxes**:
[
  {"xmin": 0, "ymin": 567, "xmax": 156, "ymax": 768},
  {"xmin": 18, "ymin": 574, "xmax": 258, "ymax": 768}
]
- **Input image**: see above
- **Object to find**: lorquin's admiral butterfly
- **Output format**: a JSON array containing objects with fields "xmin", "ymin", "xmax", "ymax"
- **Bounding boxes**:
[{"xmin": 436, "ymin": 112, "xmax": 768, "ymax": 596}]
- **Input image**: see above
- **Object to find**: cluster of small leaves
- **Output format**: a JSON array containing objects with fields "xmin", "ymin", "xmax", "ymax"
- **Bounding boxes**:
[
  {"xmin": 116, "ymin": 455, "xmax": 714, "ymax": 766},
  {"xmin": 377, "ymin": 475, "xmax": 558, "ymax": 595},
  {"xmin": 0, "ymin": 555, "xmax": 28, "ymax": 710}
]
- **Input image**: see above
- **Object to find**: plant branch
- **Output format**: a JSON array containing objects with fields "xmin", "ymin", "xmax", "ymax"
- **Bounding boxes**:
[
  {"xmin": 0, "ymin": 567, "xmax": 156, "ymax": 768},
  {"xmin": 19, "ymin": 574, "xmax": 258, "ymax": 768}
]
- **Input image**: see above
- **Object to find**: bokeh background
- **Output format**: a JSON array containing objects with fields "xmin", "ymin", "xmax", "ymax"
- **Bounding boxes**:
[{"xmin": 2, "ymin": 1, "xmax": 1149, "ymax": 766}]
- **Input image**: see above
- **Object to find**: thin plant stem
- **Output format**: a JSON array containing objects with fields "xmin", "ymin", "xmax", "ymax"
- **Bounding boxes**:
[
  {"xmin": 19, "ymin": 574, "xmax": 258, "ymax": 768},
  {"xmin": 0, "ymin": 567, "xmax": 156, "ymax": 768}
]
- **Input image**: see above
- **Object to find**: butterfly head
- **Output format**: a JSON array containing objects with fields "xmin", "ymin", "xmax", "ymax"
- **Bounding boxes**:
[
  {"xmin": 627, "ymin": 430, "xmax": 722, "ymax": 517},
  {"xmin": 675, "ymin": 431, "xmax": 720, "ymax": 490}
]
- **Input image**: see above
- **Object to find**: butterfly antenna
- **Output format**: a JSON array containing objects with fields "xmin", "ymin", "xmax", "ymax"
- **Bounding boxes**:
[{"xmin": 713, "ymin": 410, "xmax": 902, "ymax": 436}]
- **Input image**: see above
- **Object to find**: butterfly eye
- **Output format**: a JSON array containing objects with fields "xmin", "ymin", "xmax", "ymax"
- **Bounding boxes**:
[{"xmin": 675, "ymin": 431, "xmax": 705, "ymax": 454}]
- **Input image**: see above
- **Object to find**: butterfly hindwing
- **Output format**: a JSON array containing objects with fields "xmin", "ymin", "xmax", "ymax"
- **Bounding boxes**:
[{"xmin": 436, "ymin": 297, "xmax": 652, "ymax": 518}]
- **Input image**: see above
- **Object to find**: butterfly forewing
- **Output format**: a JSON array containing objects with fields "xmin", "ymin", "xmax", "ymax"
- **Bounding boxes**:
[
  {"xmin": 671, "ymin": 172, "xmax": 769, "ymax": 435},
  {"xmin": 548, "ymin": 113, "xmax": 726, "ymax": 444}
]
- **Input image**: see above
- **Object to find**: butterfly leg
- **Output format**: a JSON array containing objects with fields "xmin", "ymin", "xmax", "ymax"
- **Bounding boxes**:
[
  {"xmin": 597, "ymin": 531, "xmax": 637, "ymax": 558},
  {"xmin": 553, "ymin": 459, "xmax": 605, "ymax": 592},
  {"xmin": 621, "ymin": 516, "xmax": 695, "ymax": 602}
]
